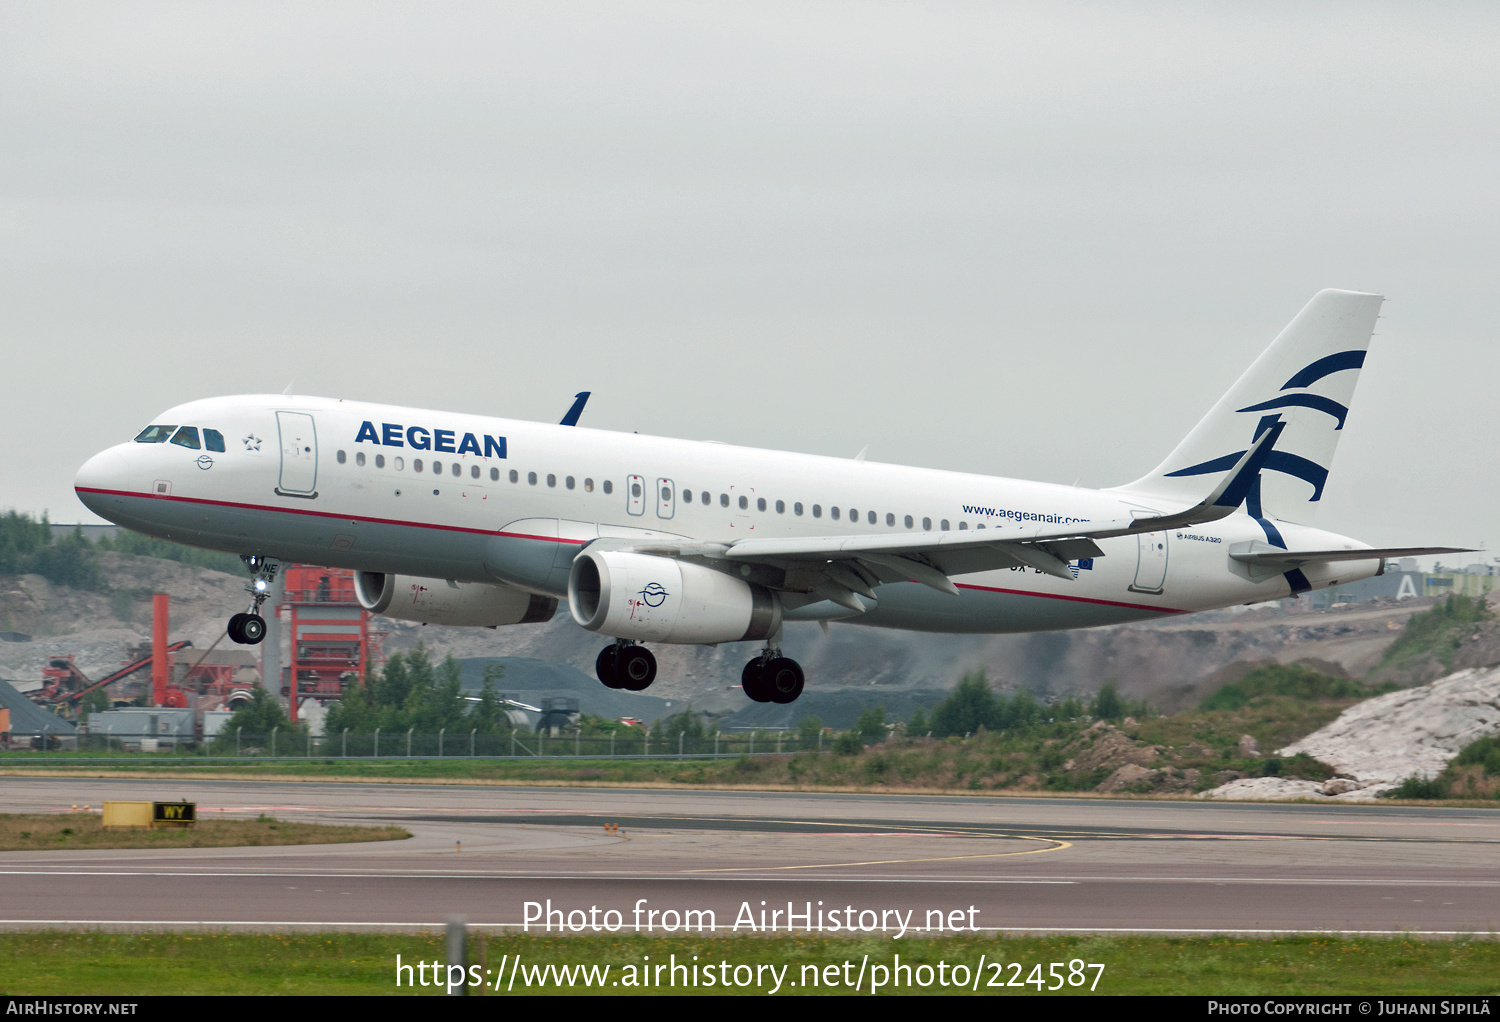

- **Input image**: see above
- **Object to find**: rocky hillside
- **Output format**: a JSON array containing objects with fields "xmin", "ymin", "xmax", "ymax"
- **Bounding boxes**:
[
  {"xmin": 1200, "ymin": 664, "xmax": 1500, "ymax": 801},
  {"xmin": 0, "ymin": 550, "xmax": 1460, "ymax": 709}
]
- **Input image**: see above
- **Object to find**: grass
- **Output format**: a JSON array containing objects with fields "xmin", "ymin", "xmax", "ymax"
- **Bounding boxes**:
[
  {"xmin": 0, "ymin": 932, "xmax": 1496, "ymax": 995},
  {"xmin": 0, "ymin": 813, "xmax": 409, "ymax": 851}
]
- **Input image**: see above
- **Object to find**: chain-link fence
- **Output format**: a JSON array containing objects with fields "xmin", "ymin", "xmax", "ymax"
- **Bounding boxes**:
[{"xmin": 47, "ymin": 728, "xmax": 827, "ymax": 759}]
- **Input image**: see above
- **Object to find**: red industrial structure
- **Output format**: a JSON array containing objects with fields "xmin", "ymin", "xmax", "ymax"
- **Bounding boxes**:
[{"xmin": 277, "ymin": 565, "xmax": 385, "ymax": 722}]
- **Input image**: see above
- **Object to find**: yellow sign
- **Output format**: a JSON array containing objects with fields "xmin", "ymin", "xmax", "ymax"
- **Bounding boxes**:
[{"xmin": 102, "ymin": 800, "xmax": 196, "ymax": 828}]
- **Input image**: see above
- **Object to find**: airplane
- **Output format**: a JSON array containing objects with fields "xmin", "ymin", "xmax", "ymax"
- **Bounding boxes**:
[{"xmin": 73, "ymin": 289, "xmax": 1469, "ymax": 704}]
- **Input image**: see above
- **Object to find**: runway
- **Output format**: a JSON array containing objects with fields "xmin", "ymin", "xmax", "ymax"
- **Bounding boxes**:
[{"xmin": 3, "ymin": 776, "xmax": 1497, "ymax": 935}]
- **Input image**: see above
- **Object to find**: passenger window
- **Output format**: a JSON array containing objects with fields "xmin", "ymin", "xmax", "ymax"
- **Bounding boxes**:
[
  {"xmin": 603, "ymin": 480, "xmax": 613, "ymax": 495},
  {"xmin": 720, "ymin": 493, "xmax": 729, "ymax": 507},
  {"xmin": 566, "ymin": 476, "xmax": 575, "ymax": 490},
  {"xmin": 812, "ymin": 504, "xmax": 822, "ymax": 518},
  {"xmin": 510, "ymin": 469, "xmax": 519, "ymax": 483},
  {"xmin": 528, "ymin": 472, "xmax": 537, "ymax": 485},
  {"xmin": 133, "ymin": 425, "xmax": 177, "ymax": 444},
  {"xmin": 631, "ymin": 480, "xmax": 641, "ymax": 497},
  {"xmin": 794, "ymin": 502, "xmax": 803, "ymax": 516},
  {"xmin": 831, "ymin": 507, "xmax": 840, "ymax": 520},
  {"xmin": 905, "ymin": 515, "xmax": 913, "ymax": 529},
  {"xmin": 432, "ymin": 461, "xmax": 441, "ymax": 474},
  {"xmin": 776, "ymin": 500, "xmax": 785, "ymax": 514},
  {"xmin": 739, "ymin": 496, "xmax": 748, "ymax": 510},
  {"xmin": 375, "ymin": 454, "xmax": 385, "ymax": 469},
  {"xmin": 471, "ymin": 465, "xmax": 479, "ymax": 478},
  {"xmin": 868, "ymin": 510, "xmax": 876, "ymax": 525},
  {"xmin": 356, "ymin": 452, "xmax": 366, "ymax": 467},
  {"xmin": 584, "ymin": 478, "xmax": 594, "ymax": 492},
  {"xmin": 682, "ymin": 490, "xmax": 693, "ymax": 503},
  {"xmin": 663, "ymin": 486, "xmax": 672, "ymax": 502},
  {"xmin": 885, "ymin": 513, "xmax": 894, "ymax": 526},
  {"xmin": 941, "ymin": 520, "xmax": 950, "ymax": 531},
  {"xmin": 414, "ymin": 459, "xmax": 424, "ymax": 473},
  {"xmin": 548, "ymin": 474, "xmax": 557, "ymax": 487},
  {"xmin": 395, "ymin": 457, "xmax": 404, "ymax": 471},
  {"xmin": 490, "ymin": 467, "xmax": 499, "ymax": 481},
  {"xmin": 204, "ymin": 429, "xmax": 226, "ymax": 453},
  {"xmin": 453, "ymin": 463, "xmax": 461, "ymax": 477},
  {"xmin": 958, "ymin": 521, "xmax": 968, "ymax": 530},
  {"xmin": 702, "ymin": 492, "xmax": 710, "ymax": 505},
  {"xmin": 336, "ymin": 450, "xmax": 346, "ymax": 464},
  {"xmin": 976, "ymin": 522, "xmax": 985, "ymax": 529},
  {"xmin": 922, "ymin": 517, "xmax": 931, "ymax": 530},
  {"xmin": 757, "ymin": 498, "xmax": 766, "ymax": 512},
  {"xmin": 169, "ymin": 426, "xmax": 201, "ymax": 450}
]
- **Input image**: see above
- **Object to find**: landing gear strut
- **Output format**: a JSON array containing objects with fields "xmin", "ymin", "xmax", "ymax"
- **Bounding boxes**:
[
  {"xmin": 595, "ymin": 639, "xmax": 656, "ymax": 691},
  {"xmin": 227, "ymin": 555, "xmax": 279, "ymax": 645},
  {"xmin": 742, "ymin": 647, "xmax": 804, "ymax": 704}
]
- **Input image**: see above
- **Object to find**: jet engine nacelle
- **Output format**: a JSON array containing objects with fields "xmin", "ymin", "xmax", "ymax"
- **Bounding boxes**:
[
  {"xmin": 353, "ymin": 572, "xmax": 557, "ymax": 628},
  {"xmin": 568, "ymin": 549, "xmax": 782, "ymax": 644}
]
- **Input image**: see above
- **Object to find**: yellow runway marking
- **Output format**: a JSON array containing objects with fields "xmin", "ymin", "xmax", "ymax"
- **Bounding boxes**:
[{"xmin": 687, "ymin": 838, "xmax": 1071, "ymax": 872}]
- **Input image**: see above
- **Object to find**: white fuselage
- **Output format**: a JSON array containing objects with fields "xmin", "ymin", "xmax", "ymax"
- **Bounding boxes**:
[{"xmin": 74, "ymin": 394, "xmax": 1381, "ymax": 636}]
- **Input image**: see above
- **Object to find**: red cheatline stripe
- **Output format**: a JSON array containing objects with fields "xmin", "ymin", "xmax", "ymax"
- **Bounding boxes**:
[
  {"xmin": 78, "ymin": 487, "xmax": 1188, "ymax": 613},
  {"xmin": 73, "ymin": 486, "xmax": 588, "ymax": 545},
  {"xmin": 954, "ymin": 582, "xmax": 1186, "ymax": 615}
]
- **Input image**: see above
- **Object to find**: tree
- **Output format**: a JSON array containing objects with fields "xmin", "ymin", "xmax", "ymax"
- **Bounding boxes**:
[
  {"xmin": 1092, "ymin": 682, "xmax": 1124, "ymax": 721},
  {"xmin": 930, "ymin": 673, "xmax": 998, "ymax": 736},
  {"xmin": 906, "ymin": 707, "xmax": 929, "ymax": 735},
  {"xmin": 796, "ymin": 714, "xmax": 824, "ymax": 744},
  {"xmin": 222, "ymin": 686, "xmax": 298, "ymax": 736},
  {"xmin": 851, "ymin": 704, "xmax": 887, "ymax": 744}
]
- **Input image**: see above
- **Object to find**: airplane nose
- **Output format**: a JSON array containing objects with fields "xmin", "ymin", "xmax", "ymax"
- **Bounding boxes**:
[{"xmin": 74, "ymin": 448, "xmax": 130, "ymax": 516}]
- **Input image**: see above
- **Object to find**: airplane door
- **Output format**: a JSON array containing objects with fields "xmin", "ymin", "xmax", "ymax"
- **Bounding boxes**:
[
  {"xmin": 655, "ymin": 478, "xmax": 675, "ymax": 519},
  {"xmin": 626, "ymin": 474, "xmax": 645, "ymax": 516},
  {"xmin": 275, "ymin": 411, "xmax": 318, "ymax": 498},
  {"xmin": 1130, "ymin": 531, "xmax": 1169, "ymax": 594}
]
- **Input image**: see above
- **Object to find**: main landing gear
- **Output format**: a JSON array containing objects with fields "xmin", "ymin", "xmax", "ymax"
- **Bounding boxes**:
[
  {"xmin": 227, "ymin": 555, "xmax": 279, "ymax": 646},
  {"xmin": 589, "ymin": 638, "xmax": 806, "ymax": 703},
  {"xmin": 595, "ymin": 640, "xmax": 657, "ymax": 691},
  {"xmin": 742, "ymin": 648, "xmax": 804, "ymax": 704}
]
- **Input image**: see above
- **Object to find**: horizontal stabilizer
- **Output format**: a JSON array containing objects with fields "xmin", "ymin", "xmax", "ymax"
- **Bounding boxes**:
[{"xmin": 1229, "ymin": 543, "xmax": 1476, "ymax": 568}]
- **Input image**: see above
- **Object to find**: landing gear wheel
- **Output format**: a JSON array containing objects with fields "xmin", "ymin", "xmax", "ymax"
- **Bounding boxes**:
[
  {"xmin": 240, "ymin": 614, "xmax": 266, "ymax": 645},
  {"xmin": 227, "ymin": 613, "xmax": 248, "ymax": 644},
  {"xmin": 595, "ymin": 646, "xmax": 623, "ymax": 689},
  {"xmin": 764, "ymin": 657, "xmax": 804, "ymax": 704},
  {"xmin": 616, "ymin": 646, "xmax": 657, "ymax": 691},
  {"xmin": 741, "ymin": 658, "xmax": 772, "ymax": 702}
]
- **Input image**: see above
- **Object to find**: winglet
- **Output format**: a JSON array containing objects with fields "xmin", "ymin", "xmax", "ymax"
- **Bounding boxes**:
[
  {"xmin": 1128, "ymin": 421, "xmax": 1284, "ymax": 533},
  {"xmin": 560, "ymin": 392, "xmax": 591, "ymax": 426}
]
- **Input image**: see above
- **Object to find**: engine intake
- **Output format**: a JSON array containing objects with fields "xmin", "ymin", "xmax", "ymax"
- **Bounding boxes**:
[
  {"xmin": 568, "ymin": 550, "xmax": 781, "ymax": 644},
  {"xmin": 354, "ymin": 572, "xmax": 556, "ymax": 628}
]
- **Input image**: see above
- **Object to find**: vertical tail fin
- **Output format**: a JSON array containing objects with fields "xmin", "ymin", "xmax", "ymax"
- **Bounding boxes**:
[{"xmin": 1113, "ymin": 289, "xmax": 1383, "ymax": 527}]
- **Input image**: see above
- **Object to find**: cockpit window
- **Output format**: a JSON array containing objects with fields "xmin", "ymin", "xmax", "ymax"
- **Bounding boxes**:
[
  {"xmin": 134, "ymin": 425, "xmax": 177, "ymax": 443},
  {"xmin": 169, "ymin": 426, "xmax": 201, "ymax": 450},
  {"xmin": 203, "ymin": 429, "xmax": 226, "ymax": 453}
]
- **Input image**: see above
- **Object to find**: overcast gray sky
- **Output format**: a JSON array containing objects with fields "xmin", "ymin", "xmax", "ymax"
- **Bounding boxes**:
[{"xmin": 3, "ymin": 2, "xmax": 1496, "ymax": 562}]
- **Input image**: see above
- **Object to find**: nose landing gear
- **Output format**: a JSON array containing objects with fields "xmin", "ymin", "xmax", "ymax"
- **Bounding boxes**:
[
  {"xmin": 742, "ymin": 649, "xmax": 804, "ymax": 704},
  {"xmin": 595, "ymin": 640, "xmax": 657, "ymax": 691},
  {"xmin": 227, "ymin": 555, "xmax": 280, "ymax": 645}
]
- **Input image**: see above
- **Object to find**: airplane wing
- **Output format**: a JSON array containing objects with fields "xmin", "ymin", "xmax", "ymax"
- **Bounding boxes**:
[{"xmin": 614, "ymin": 424, "xmax": 1290, "ymax": 611}]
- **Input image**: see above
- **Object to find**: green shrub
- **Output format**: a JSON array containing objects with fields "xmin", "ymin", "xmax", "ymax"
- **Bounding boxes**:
[
  {"xmin": 1380, "ymin": 595, "xmax": 1492, "ymax": 670},
  {"xmin": 1453, "ymin": 735, "xmax": 1500, "ymax": 777},
  {"xmin": 1386, "ymin": 774, "xmax": 1449, "ymax": 800},
  {"xmin": 1200, "ymin": 663, "xmax": 1362, "ymax": 711}
]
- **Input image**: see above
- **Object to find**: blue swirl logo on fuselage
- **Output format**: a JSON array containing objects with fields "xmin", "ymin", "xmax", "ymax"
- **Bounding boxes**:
[{"xmin": 639, "ymin": 583, "xmax": 669, "ymax": 608}]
